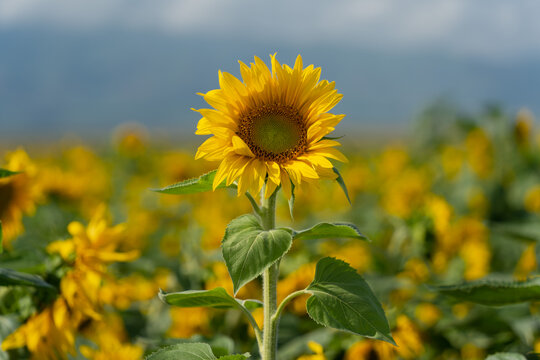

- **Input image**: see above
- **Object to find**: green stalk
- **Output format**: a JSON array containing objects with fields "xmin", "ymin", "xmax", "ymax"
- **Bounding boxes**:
[{"xmin": 260, "ymin": 187, "xmax": 278, "ymax": 360}]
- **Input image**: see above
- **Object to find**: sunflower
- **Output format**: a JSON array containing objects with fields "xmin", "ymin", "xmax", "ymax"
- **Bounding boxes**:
[
  {"xmin": 0, "ymin": 149, "xmax": 41, "ymax": 248},
  {"xmin": 194, "ymin": 54, "xmax": 347, "ymax": 198}
]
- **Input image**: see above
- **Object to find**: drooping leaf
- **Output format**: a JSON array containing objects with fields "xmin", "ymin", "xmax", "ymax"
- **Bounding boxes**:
[
  {"xmin": 293, "ymin": 222, "xmax": 369, "ymax": 242},
  {"xmin": 151, "ymin": 170, "xmax": 235, "ymax": 195},
  {"xmin": 222, "ymin": 214, "xmax": 292, "ymax": 294},
  {"xmin": 159, "ymin": 287, "xmax": 261, "ymax": 311},
  {"xmin": 0, "ymin": 169, "xmax": 20, "ymax": 178},
  {"xmin": 430, "ymin": 277, "xmax": 540, "ymax": 306},
  {"xmin": 485, "ymin": 353, "xmax": 528, "ymax": 360},
  {"xmin": 288, "ymin": 183, "xmax": 295, "ymax": 220},
  {"xmin": 321, "ymin": 135, "xmax": 344, "ymax": 141},
  {"xmin": 492, "ymin": 222, "xmax": 540, "ymax": 243},
  {"xmin": 146, "ymin": 343, "xmax": 216, "ymax": 360},
  {"xmin": 332, "ymin": 167, "xmax": 351, "ymax": 204},
  {"xmin": 159, "ymin": 287, "xmax": 238, "ymax": 309},
  {"xmin": 238, "ymin": 299, "xmax": 263, "ymax": 310},
  {"xmin": 0, "ymin": 268, "xmax": 55, "ymax": 290},
  {"xmin": 306, "ymin": 257, "xmax": 395, "ymax": 345}
]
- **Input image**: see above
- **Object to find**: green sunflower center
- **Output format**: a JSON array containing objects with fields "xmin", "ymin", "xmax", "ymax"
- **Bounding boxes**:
[{"xmin": 237, "ymin": 103, "xmax": 307, "ymax": 163}]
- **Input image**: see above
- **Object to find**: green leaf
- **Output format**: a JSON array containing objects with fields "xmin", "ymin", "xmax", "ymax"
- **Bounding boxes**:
[
  {"xmin": 217, "ymin": 355, "xmax": 250, "ymax": 360},
  {"xmin": 159, "ymin": 287, "xmax": 261, "ymax": 311},
  {"xmin": 321, "ymin": 135, "xmax": 344, "ymax": 141},
  {"xmin": 159, "ymin": 287, "xmax": 238, "ymax": 309},
  {"xmin": 333, "ymin": 167, "xmax": 351, "ymax": 204},
  {"xmin": 146, "ymin": 343, "xmax": 216, "ymax": 360},
  {"xmin": 306, "ymin": 257, "xmax": 395, "ymax": 345},
  {"xmin": 485, "ymin": 353, "xmax": 528, "ymax": 360},
  {"xmin": 0, "ymin": 221, "xmax": 3, "ymax": 254},
  {"xmin": 430, "ymin": 277, "xmax": 540, "ymax": 306},
  {"xmin": 492, "ymin": 222, "xmax": 540, "ymax": 243},
  {"xmin": 288, "ymin": 183, "xmax": 295, "ymax": 220},
  {"xmin": 0, "ymin": 169, "xmax": 20, "ymax": 178},
  {"xmin": 222, "ymin": 214, "xmax": 292, "ymax": 294},
  {"xmin": 238, "ymin": 299, "xmax": 263, "ymax": 310},
  {"xmin": 0, "ymin": 268, "xmax": 55, "ymax": 290},
  {"xmin": 151, "ymin": 170, "xmax": 235, "ymax": 195},
  {"xmin": 293, "ymin": 222, "xmax": 369, "ymax": 242}
]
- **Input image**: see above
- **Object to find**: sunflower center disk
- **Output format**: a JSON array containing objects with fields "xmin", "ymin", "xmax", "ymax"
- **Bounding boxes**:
[
  {"xmin": 238, "ymin": 104, "xmax": 307, "ymax": 163},
  {"xmin": 252, "ymin": 115, "xmax": 300, "ymax": 154}
]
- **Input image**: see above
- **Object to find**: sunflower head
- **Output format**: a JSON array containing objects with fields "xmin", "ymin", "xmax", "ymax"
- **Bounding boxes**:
[{"xmin": 194, "ymin": 54, "xmax": 347, "ymax": 198}]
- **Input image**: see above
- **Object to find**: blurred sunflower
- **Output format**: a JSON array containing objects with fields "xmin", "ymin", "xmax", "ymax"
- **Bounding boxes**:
[
  {"xmin": 0, "ymin": 148, "xmax": 41, "ymax": 248},
  {"xmin": 194, "ymin": 54, "xmax": 347, "ymax": 198}
]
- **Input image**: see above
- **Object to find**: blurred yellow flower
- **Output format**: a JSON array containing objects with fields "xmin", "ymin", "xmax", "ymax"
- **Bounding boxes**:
[
  {"xmin": 99, "ymin": 273, "xmax": 163, "ymax": 310},
  {"xmin": 514, "ymin": 243, "xmax": 538, "ymax": 280},
  {"xmin": 467, "ymin": 188, "xmax": 489, "ymax": 217},
  {"xmin": 378, "ymin": 147, "xmax": 409, "ymax": 179},
  {"xmin": 425, "ymin": 195, "xmax": 453, "ymax": 236},
  {"xmin": 194, "ymin": 54, "xmax": 346, "ymax": 198},
  {"xmin": 524, "ymin": 185, "xmax": 540, "ymax": 213},
  {"xmin": 80, "ymin": 313, "xmax": 144, "ymax": 360},
  {"xmin": 297, "ymin": 341, "xmax": 326, "ymax": 360},
  {"xmin": 461, "ymin": 342, "xmax": 485, "ymax": 360},
  {"xmin": 47, "ymin": 204, "xmax": 139, "ymax": 318},
  {"xmin": 345, "ymin": 315, "xmax": 422, "ymax": 360},
  {"xmin": 465, "ymin": 128, "xmax": 493, "ymax": 179},
  {"xmin": 381, "ymin": 168, "xmax": 431, "ymax": 218},
  {"xmin": 514, "ymin": 108, "xmax": 534, "ymax": 147},
  {"xmin": 321, "ymin": 240, "xmax": 371, "ymax": 273},
  {"xmin": 39, "ymin": 146, "xmax": 110, "ymax": 217},
  {"xmin": 440, "ymin": 145, "xmax": 465, "ymax": 179},
  {"xmin": 460, "ymin": 236, "xmax": 490, "ymax": 281},
  {"xmin": 168, "ymin": 307, "xmax": 210, "ymax": 338},
  {"xmin": 415, "ymin": 303, "xmax": 442, "ymax": 327},
  {"xmin": 0, "ymin": 148, "xmax": 42, "ymax": 248},
  {"xmin": 2, "ymin": 298, "xmax": 75, "ymax": 360},
  {"xmin": 345, "ymin": 339, "xmax": 395, "ymax": 360},
  {"xmin": 435, "ymin": 217, "xmax": 490, "ymax": 279}
]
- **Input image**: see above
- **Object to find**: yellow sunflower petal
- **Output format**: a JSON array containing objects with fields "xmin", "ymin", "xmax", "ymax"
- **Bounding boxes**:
[{"xmin": 232, "ymin": 136, "xmax": 255, "ymax": 157}]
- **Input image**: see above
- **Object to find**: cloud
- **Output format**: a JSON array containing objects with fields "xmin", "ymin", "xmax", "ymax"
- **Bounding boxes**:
[{"xmin": 1, "ymin": 0, "xmax": 540, "ymax": 60}]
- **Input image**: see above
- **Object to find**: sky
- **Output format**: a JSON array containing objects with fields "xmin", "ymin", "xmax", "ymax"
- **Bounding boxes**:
[{"xmin": 1, "ymin": 0, "xmax": 539, "ymax": 140}]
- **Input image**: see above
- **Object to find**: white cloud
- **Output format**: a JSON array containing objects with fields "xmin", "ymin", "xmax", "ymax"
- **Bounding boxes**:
[{"xmin": 1, "ymin": 0, "xmax": 540, "ymax": 60}]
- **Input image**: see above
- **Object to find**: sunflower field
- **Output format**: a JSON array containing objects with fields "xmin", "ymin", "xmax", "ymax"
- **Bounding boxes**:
[{"xmin": 1, "ymin": 57, "xmax": 540, "ymax": 360}]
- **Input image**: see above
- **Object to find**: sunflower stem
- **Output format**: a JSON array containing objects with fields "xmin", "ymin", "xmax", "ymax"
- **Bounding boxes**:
[
  {"xmin": 261, "ymin": 187, "xmax": 279, "ymax": 360},
  {"xmin": 245, "ymin": 191, "xmax": 262, "ymax": 216}
]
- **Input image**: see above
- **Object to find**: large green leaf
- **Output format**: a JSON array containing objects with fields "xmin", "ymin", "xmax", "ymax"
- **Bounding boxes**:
[
  {"xmin": 333, "ymin": 167, "xmax": 351, "ymax": 204},
  {"xmin": 145, "ymin": 343, "xmax": 249, "ymax": 360},
  {"xmin": 0, "ymin": 268, "xmax": 55, "ymax": 290},
  {"xmin": 306, "ymin": 257, "xmax": 395, "ymax": 345},
  {"xmin": 146, "ymin": 343, "xmax": 216, "ymax": 360},
  {"xmin": 293, "ymin": 222, "xmax": 368, "ymax": 242},
  {"xmin": 217, "ymin": 355, "xmax": 249, "ymax": 360},
  {"xmin": 430, "ymin": 277, "xmax": 540, "ymax": 306},
  {"xmin": 159, "ymin": 287, "xmax": 261, "ymax": 310},
  {"xmin": 151, "ymin": 170, "xmax": 235, "ymax": 195},
  {"xmin": 0, "ymin": 169, "xmax": 20, "ymax": 178},
  {"xmin": 492, "ymin": 222, "xmax": 540, "ymax": 243},
  {"xmin": 485, "ymin": 353, "xmax": 527, "ymax": 360},
  {"xmin": 222, "ymin": 214, "xmax": 292, "ymax": 294}
]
